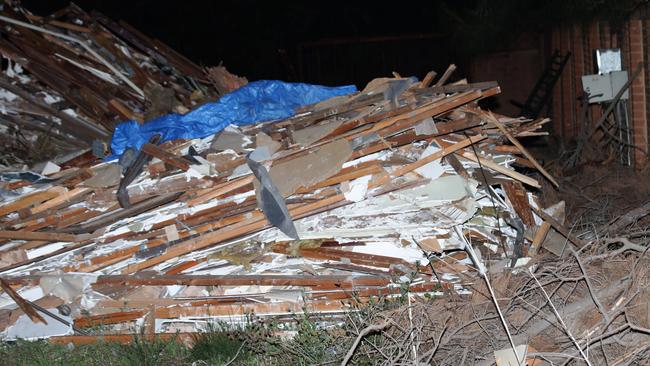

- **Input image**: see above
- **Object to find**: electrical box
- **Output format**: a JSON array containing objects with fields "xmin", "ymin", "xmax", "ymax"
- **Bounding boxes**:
[
  {"xmin": 595, "ymin": 48, "xmax": 622, "ymax": 74},
  {"xmin": 581, "ymin": 70, "xmax": 629, "ymax": 103}
]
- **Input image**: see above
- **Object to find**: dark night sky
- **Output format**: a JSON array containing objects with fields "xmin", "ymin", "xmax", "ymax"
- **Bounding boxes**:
[
  {"xmin": 19, "ymin": 1, "xmax": 638, "ymax": 86},
  {"xmin": 21, "ymin": 1, "xmax": 447, "ymax": 85}
]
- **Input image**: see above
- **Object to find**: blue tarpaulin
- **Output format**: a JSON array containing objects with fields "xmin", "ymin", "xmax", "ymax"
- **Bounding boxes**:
[{"xmin": 110, "ymin": 80, "xmax": 357, "ymax": 157}]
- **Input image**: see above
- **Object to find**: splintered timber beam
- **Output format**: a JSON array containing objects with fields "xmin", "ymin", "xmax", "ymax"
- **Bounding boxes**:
[
  {"xmin": 0, "ymin": 77, "xmax": 108, "ymax": 142},
  {"xmin": 74, "ymin": 310, "xmax": 145, "ymax": 328},
  {"xmin": 62, "ymin": 192, "xmax": 182, "ymax": 234},
  {"xmin": 367, "ymin": 90, "xmax": 482, "ymax": 134},
  {"xmin": 273, "ymin": 243, "xmax": 416, "ymax": 270},
  {"xmin": 29, "ymin": 187, "xmax": 93, "ymax": 215},
  {"xmin": 92, "ymin": 281, "xmax": 451, "ymax": 309},
  {"xmin": 0, "ymin": 14, "xmax": 145, "ymax": 99},
  {"xmin": 434, "ymin": 64, "xmax": 457, "ymax": 87},
  {"xmin": 419, "ymin": 70, "xmax": 437, "ymax": 88},
  {"xmin": 488, "ymin": 114, "xmax": 559, "ymax": 188},
  {"xmin": 155, "ymin": 299, "xmax": 350, "ymax": 318},
  {"xmin": 374, "ymin": 135, "xmax": 485, "ymax": 186},
  {"xmin": 456, "ymin": 151, "xmax": 541, "ymax": 188},
  {"xmin": 0, "ymin": 241, "xmax": 91, "ymax": 273},
  {"xmin": 187, "ymin": 175, "xmax": 254, "ymax": 206},
  {"xmin": 532, "ymin": 207, "xmax": 586, "ymax": 248},
  {"xmin": 122, "ymin": 173, "xmax": 431, "ymax": 274},
  {"xmin": 141, "ymin": 143, "xmax": 192, "ymax": 171},
  {"xmin": 0, "ymin": 187, "xmax": 66, "ymax": 217},
  {"xmin": 0, "ymin": 277, "xmax": 47, "ymax": 324},
  {"xmin": 118, "ymin": 192, "xmax": 345, "ymax": 273},
  {"xmin": 0, "ymin": 230, "xmax": 78, "ymax": 242}
]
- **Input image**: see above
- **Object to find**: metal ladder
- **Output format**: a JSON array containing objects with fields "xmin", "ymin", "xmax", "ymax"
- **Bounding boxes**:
[{"xmin": 512, "ymin": 49, "xmax": 571, "ymax": 119}]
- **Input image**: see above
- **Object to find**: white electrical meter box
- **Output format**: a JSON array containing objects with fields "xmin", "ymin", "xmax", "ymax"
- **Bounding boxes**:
[
  {"xmin": 596, "ymin": 48, "xmax": 622, "ymax": 74},
  {"xmin": 581, "ymin": 70, "xmax": 629, "ymax": 103}
]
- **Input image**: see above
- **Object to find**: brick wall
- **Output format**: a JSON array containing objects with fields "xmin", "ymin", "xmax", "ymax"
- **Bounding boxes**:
[
  {"xmin": 629, "ymin": 20, "xmax": 647, "ymax": 166},
  {"xmin": 468, "ymin": 49, "xmax": 542, "ymax": 116},
  {"xmin": 551, "ymin": 28, "xmax": 564, "ymax": 140},
  {"xmin": 548, "ymin": 19, "xmax": 648, "ymax": 168}
]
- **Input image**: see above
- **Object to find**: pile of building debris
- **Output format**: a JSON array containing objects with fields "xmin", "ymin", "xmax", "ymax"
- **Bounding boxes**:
[
  {"xmin": 0, "ymin": 59, "xmax": 566, "ymax": 347},
  {"xmin": 0, "ymin": 2, "xmax": 244, "ymax": 165},
  {"xmin": 6, "ymin": 3, "xmax": 640, "ymax": 365}
]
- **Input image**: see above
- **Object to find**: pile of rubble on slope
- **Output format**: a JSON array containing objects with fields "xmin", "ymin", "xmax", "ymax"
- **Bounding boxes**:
[
  {"xmin": 0, "ymin": 67, "xmax": 563, "ymax": 350},
  {"xmin": 0, "ymin": 2, "xmax": 244, "ymax": 165}
]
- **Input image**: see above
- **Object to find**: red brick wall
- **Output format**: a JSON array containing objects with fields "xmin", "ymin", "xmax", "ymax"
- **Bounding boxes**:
[
  {"xmin": 628, "ymin": 20, "xmax": 647, "ymax": 167},
  {"xmin": 588, "ymin": 22, "xmax": 601, "ymax": 130},
  {"xmin": 468, "ymin": 48, "xmax": 541, "ymax": 117},
  {"xmin": 573, "ymin": 26, "xmax": 584, "ymax": 139},
  {"xmin": 551, "ymin": 28, "xmax": 563, "ymax": 140},
  {"xmin": 547, "ymin": 20, "xmax": 648, "ymax": 168},
  {"xmin": 561, "ymin": 26, "xmax": 574, "ymax": 140}
]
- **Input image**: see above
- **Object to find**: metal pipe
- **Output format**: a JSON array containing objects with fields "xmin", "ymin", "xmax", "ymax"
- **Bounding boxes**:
[
  {"xmin": 27, "ymin": 300, "xmax": 90, "ymax": 336},
  {"xmin": 0, "ymin": 14, "xmax": 145, "ymax": 99}
]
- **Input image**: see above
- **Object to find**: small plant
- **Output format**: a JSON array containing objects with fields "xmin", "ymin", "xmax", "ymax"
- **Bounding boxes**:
[{"xmin": 190, "ymin": 323, "xmax": 252, "ymax": 365}]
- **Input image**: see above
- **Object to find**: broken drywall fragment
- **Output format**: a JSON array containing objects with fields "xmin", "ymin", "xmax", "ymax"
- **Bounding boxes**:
[
  {"xmin": 39, "ymin": 273, "xmax": 99, "ymax": 303},
  {"xmin": 206, "ymin": 150, "xmax": 239, "ymax": 167},
  {"xmin": 494, "ymin": 344, "xmax": 528, "ymax": 366},
  {"xmin": 82, "ymin": 163, "xmax": 121, "ymax": 188},
  {"xmin": 188, "ymin": 157, "xmax": 213, "ymax": 177},
  {"xmin": 4, "ymin": 308, "xmax": 72, "ymax": 340},
  {"xmin": 418, "ymin": 237, "xmax": 442, "ymax": 253},
  {"xmin": 342, "ymin": 175, "xmax": 371, "ymax": 202},
  {"xmin": 268, "ymin": 138, "xmax": 353, "ymax": 197},
  {"xmin": 0, "ymin": 249, "xmax": 27, "ymax": 268},
  {"xmin": 0, "ymin": 278, "xmax": 47, "ymax": 325},
  {"xmin": 292, "ymin": 119, "xmax": 343, "ymax": 146},
  {"xmin": 250, "ymin": 132, "xmax": 281, "ymax": 163},
  {"xmin": 249, "ymin": 146, "xmax": 273, "ymax": 162},
  {"xmin": 541, "ymin": 228, "xmax": 570, "ymax": 257},
  {"xmin": 414, "ymin": 143, "xmax": 445, "ymax": 180},
  {"xmin": 255, "ymin": 132, "xmax": 281, "ymax": 155},
  {"xmin": 210, "ymin": 125, "xmax": 252, "ymax": 152},
  {"xmin": 164, "ymin": 224, "xmax": 180, "ymax": 242},
  {"xmin": 543, "ymin": 200, "xmax": 566, "ymax": 225},
  {"xmin": 394, "ymin": 175, "xmax": 477, "ymax": 205},
  {"xmin": 0, "ymin": 295, "xmax": 63, "ymax": 333},
  {"xmin": 414, "ymin": 117, "xmax": 438, "ymax": 136},
  {"xmin": 231, "ymin": 163, "xmax": 251, "ymax": 178},
  {"xmin": 41, "ymin": 161, "xmax": 61, "ymax": 176}
]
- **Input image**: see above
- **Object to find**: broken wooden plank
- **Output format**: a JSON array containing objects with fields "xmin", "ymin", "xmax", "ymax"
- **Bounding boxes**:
[
  {"xmin": 502, "ymin": 181, "xmax": 535, "ymax": 227},
  {"xmin": 488, "ymin": 114, "xmax": 559, "ymax": 188},
  {"xmin": 434, "ymin": 64, "xmax": 457, "ymax": 87},
  {"xmin": 0, "ymin": 187, "xmax": 66, "ymax": 217},
  {"xmin": 530, "ymin": 222, "xmax": 551, "ymax": 255},
  {"xmin": 419, "ymin": 70, "xmax": 437, "ymax": 88},
  {"xmin": 532, "ymin": 207, "xmax": 586, "ymax": 248},
  {"xmin": 0, "ymin": 277, "xmax": 47, "ymax": 324},
  {"xmin": 0, "ymin": 230, "xmax": 78, "ymax": 242},
  {"xmin": 456, "ymin": 151, "xmax": 541, "ymax": 188},
  {"xmin": 29, "ymin": 187, "xmax": 93, "ymax": 215},
  {"xmin": 376, "ymin": 134, "xmax": 485, "ymax": 186},
  {"xmin": 141, "ymin": 143, "xmax": 192, "ymax": 171},
  {"xmin": 187, "ymin": 175, "xmax": 254, "ymax": 206}
]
